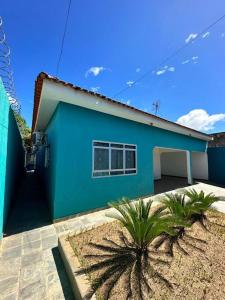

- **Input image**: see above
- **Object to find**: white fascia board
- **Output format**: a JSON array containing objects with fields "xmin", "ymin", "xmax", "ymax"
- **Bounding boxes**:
[{"xmin": 35, "ymin": 80, "xmax": 211, "ymax": 142}]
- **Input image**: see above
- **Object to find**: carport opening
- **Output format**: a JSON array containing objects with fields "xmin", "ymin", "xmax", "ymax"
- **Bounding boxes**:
[{"xmin": 153, "ymin": 147, "xmax": 192, "ymax": 194}]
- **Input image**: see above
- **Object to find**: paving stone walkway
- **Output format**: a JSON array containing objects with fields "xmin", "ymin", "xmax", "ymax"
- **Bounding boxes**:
[
  {"xmin": 0, "ymin": 174, "xmax": 116, "ymax": 300},
  {"xmin": 1, "ymin": 174, "xmax": 225, "ymax": 300}
]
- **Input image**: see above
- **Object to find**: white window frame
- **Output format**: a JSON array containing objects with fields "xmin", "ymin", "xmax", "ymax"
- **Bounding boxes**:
[{"xmin": 92, "ymin": 140, "xmax": 137, "ymax": 178}]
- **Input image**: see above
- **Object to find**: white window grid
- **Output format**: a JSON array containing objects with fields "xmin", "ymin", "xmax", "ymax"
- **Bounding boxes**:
[{"xmin": 92, "ymin": 140, "xmax": 137, "ymax": 178}]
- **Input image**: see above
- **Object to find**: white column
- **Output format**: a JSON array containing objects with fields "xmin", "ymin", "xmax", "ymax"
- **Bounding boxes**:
[
  {"xmin": 186, "ymin": 151, "xmax": 193, "ymax": 185},
  {"xmin": 153, "ymin": 148, "xmax": 161, "ymax": 180}
]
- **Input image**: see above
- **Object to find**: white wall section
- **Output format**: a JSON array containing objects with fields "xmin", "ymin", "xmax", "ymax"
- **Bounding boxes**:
[
  {"xmin": 161, "ymin": 151, "xmax": 187, "ymax": 177},
  {"xmin": 192, "ymin": 152, "xmax": 208, "ymax": 180},
  {"xmin": 153, "ymin": 148, "xmax": 161, "ymax": 180},
  {"xmin": 186, "ymin": 151, "xmax": 193, "ymax": 184}
]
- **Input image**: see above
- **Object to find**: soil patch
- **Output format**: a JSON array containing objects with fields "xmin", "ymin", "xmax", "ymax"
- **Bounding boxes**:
[{"xmin": 68, "ymin": 209, "xmax": 225, "ymax": 299}]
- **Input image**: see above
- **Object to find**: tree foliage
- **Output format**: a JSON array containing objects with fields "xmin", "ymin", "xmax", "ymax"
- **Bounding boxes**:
[{"xmin": 14, "ymin": 112, "xmax": 31, "ymax": 146}]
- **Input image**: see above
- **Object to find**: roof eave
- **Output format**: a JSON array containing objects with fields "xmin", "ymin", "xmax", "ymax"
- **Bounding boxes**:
[{"xmin": 32, "ymin": 72, "xmax": 212, "ymax": 142}]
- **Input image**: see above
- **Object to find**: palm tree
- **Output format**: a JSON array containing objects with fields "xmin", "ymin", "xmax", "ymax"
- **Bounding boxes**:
[
  {"xmin": 160, "ymin": 193, "xmax": 192, "ymax": 221},
  {"xmin": 109, "ymin": 198, "xmax": 178, "ymax": 251},
  {"xmin": 153, "ymin": 192, "xmax": 208, "ymax": 257},
  {"xmin": 184, "ymin": 189, "xmax": 223, "ymax": 230},
  {"xmin": 76, "ymin": 199, "xmax": 178, "ymax": 299}
]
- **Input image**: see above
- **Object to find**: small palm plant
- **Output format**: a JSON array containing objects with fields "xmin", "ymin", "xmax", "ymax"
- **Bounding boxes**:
[
  {"xmin": 154, "ymin": 191, "xmax": 211, "ymax": 256},
  {"xmin": 153, "ymin": 193, "xmax": 198, "ymax": 256},
  {"xmin": 184, "ymin": 189, "xmax": 221, "ymax": 230},
  {"xmin": 154, "ymin": 189, "xmax": 222, "ymax": 257},
  {"xmin": 109, "ymin": 198, "xmax": 177, "ymax": 251},
  {"xmin": 76, "ymin": 199, "xmax": 179, "ymax": 299}
]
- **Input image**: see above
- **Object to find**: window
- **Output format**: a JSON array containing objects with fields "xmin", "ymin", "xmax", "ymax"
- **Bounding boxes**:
[{"xmin": 93, "ymin": 141, "xmax": 137, "ymax": 177}]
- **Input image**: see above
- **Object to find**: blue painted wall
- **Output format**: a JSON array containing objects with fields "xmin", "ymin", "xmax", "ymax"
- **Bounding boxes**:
[
  {"xmin": 0, "ymin": 79, "xmax": 24, "ymax": 239},
  {"xmin": 208, "ymin": 147, "xmax": 225, "ymax": 185},
  {"xmin": 37, "ymin": 106, "xmax": 61, "ymax": 219},
  {"xmin": 43, "ymin": 102, "xmax": 207, "ymax": 220}
]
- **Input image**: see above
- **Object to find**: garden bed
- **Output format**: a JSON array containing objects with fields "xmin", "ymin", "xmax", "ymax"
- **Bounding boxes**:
[{"xmin": 65, "ymin": 209, "xmax": 225, "ymax": 299}]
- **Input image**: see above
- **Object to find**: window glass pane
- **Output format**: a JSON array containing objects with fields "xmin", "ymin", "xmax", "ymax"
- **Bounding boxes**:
[
  {"xmin": 110, "ymin": 170, "xmax": 124, "ymax": 175},
  {"xmin": 111, "ymin": 143, "xmax": 123, "ymax": 148},
  {"xmin": 125, "ymin": 170, "xmax": 136, "ymax": 174},
  {"xmin": 94, "ymin": 142, "xmax": 109, "ymax": 147},
  {"xmin": 125, "ymin": 150, "xmax": 136, "ymax": 169},
  {"xmin": 94, "ymin": 148, "xmax": 109, "ymax": 170},
  {"xmin": 93, "ymin": 171, "xmax": 109, "ymax": 177},
  {"xmin": 111, "ymin": 149, "xmax": 123, "ymax": 169},
  {"xmin": 125, "ymin": 145, "xmax": 136, "ymax": 149}
]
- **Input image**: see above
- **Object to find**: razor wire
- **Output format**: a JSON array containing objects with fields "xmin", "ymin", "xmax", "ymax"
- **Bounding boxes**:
[{"xmin": 0, "ymin": 16, "xmax": 20, "ymax": 112}]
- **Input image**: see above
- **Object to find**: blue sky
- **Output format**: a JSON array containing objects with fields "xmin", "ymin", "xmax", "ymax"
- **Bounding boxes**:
[{"xmin": 1, "ymin": 0, "xmax": 225, "ymax": 132}]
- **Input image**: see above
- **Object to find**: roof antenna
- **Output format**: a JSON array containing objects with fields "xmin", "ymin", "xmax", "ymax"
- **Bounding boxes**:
[{"xmin": 152, "ymin": 100, "xmax": 160, "ymax": 115}]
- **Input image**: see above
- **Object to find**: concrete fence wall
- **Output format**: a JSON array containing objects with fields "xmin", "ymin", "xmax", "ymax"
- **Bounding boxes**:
[{"xmin": 0, "ymin": 79, "xmax": 24, "ymax": 240}]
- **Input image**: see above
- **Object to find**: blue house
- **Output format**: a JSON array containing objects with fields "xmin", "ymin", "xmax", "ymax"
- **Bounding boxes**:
[{"xmin": 32, "ymin": 72, "xmax": 211, "ymax": 221}]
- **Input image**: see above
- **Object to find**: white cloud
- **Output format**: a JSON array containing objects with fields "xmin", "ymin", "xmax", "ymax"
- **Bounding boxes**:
[
  {"xmin": 156, "ymin": 69, "xmax": 166, "ymax": 75},
  {"xmin": 177, "ymin": 109, "xmax": 225, "ymax": 132},
  {"xmin": 156, "ymin": 65, "xmax": 175, "ymax": 75},
  {"xmin": 126, "ymin": 80, "xmax": 134, "ymax": 87},
  {"xmin": 185, "ymin": 33, "xmax": 198, "ymax": 44},
  {"xmin": 85, "ymin": 66, "xmax": 105, "ymax": 77},
  {"xmin": 91, "ymin": 86, "xmax": 100, "ymax": 92},
  {"xmin": 202, "ymin": 31, "xmax": 210, "ymax": 39},
  {"xmin": 181, "ymin": 57, "xmax": 198, "ymax": 65},
  {"xmin": 136, "ymin": 68, "xmax": 141, "ymax": 73},
  {"xmin": 181, "ymin": 59, "xmax": 190, "ymax": 65},
  {"xmin": 168, "ymin": 66, "xmax": 175, "ymax": 72},
  {"xmin": 126, "ymin": 100, "xmax": 131, "ymax": 105}
]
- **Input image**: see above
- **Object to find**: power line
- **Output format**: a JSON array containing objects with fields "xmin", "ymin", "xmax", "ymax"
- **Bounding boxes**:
[
  {"xmin": 113, "ymin": 13, "xmax": 225, "ymax": 98},
  {"xmin": 56, "ymin": 0, "xmax": 72, "ymax": 76}
]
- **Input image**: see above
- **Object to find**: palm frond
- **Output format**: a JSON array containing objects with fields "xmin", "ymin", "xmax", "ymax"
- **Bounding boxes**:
[
  {"xmin": 184, "ymin": 189, "xmax": 220, "ymax": 211},
  {"xmin": 108, "ymin": 198, "xmax": 179, "ymax": 249}
]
